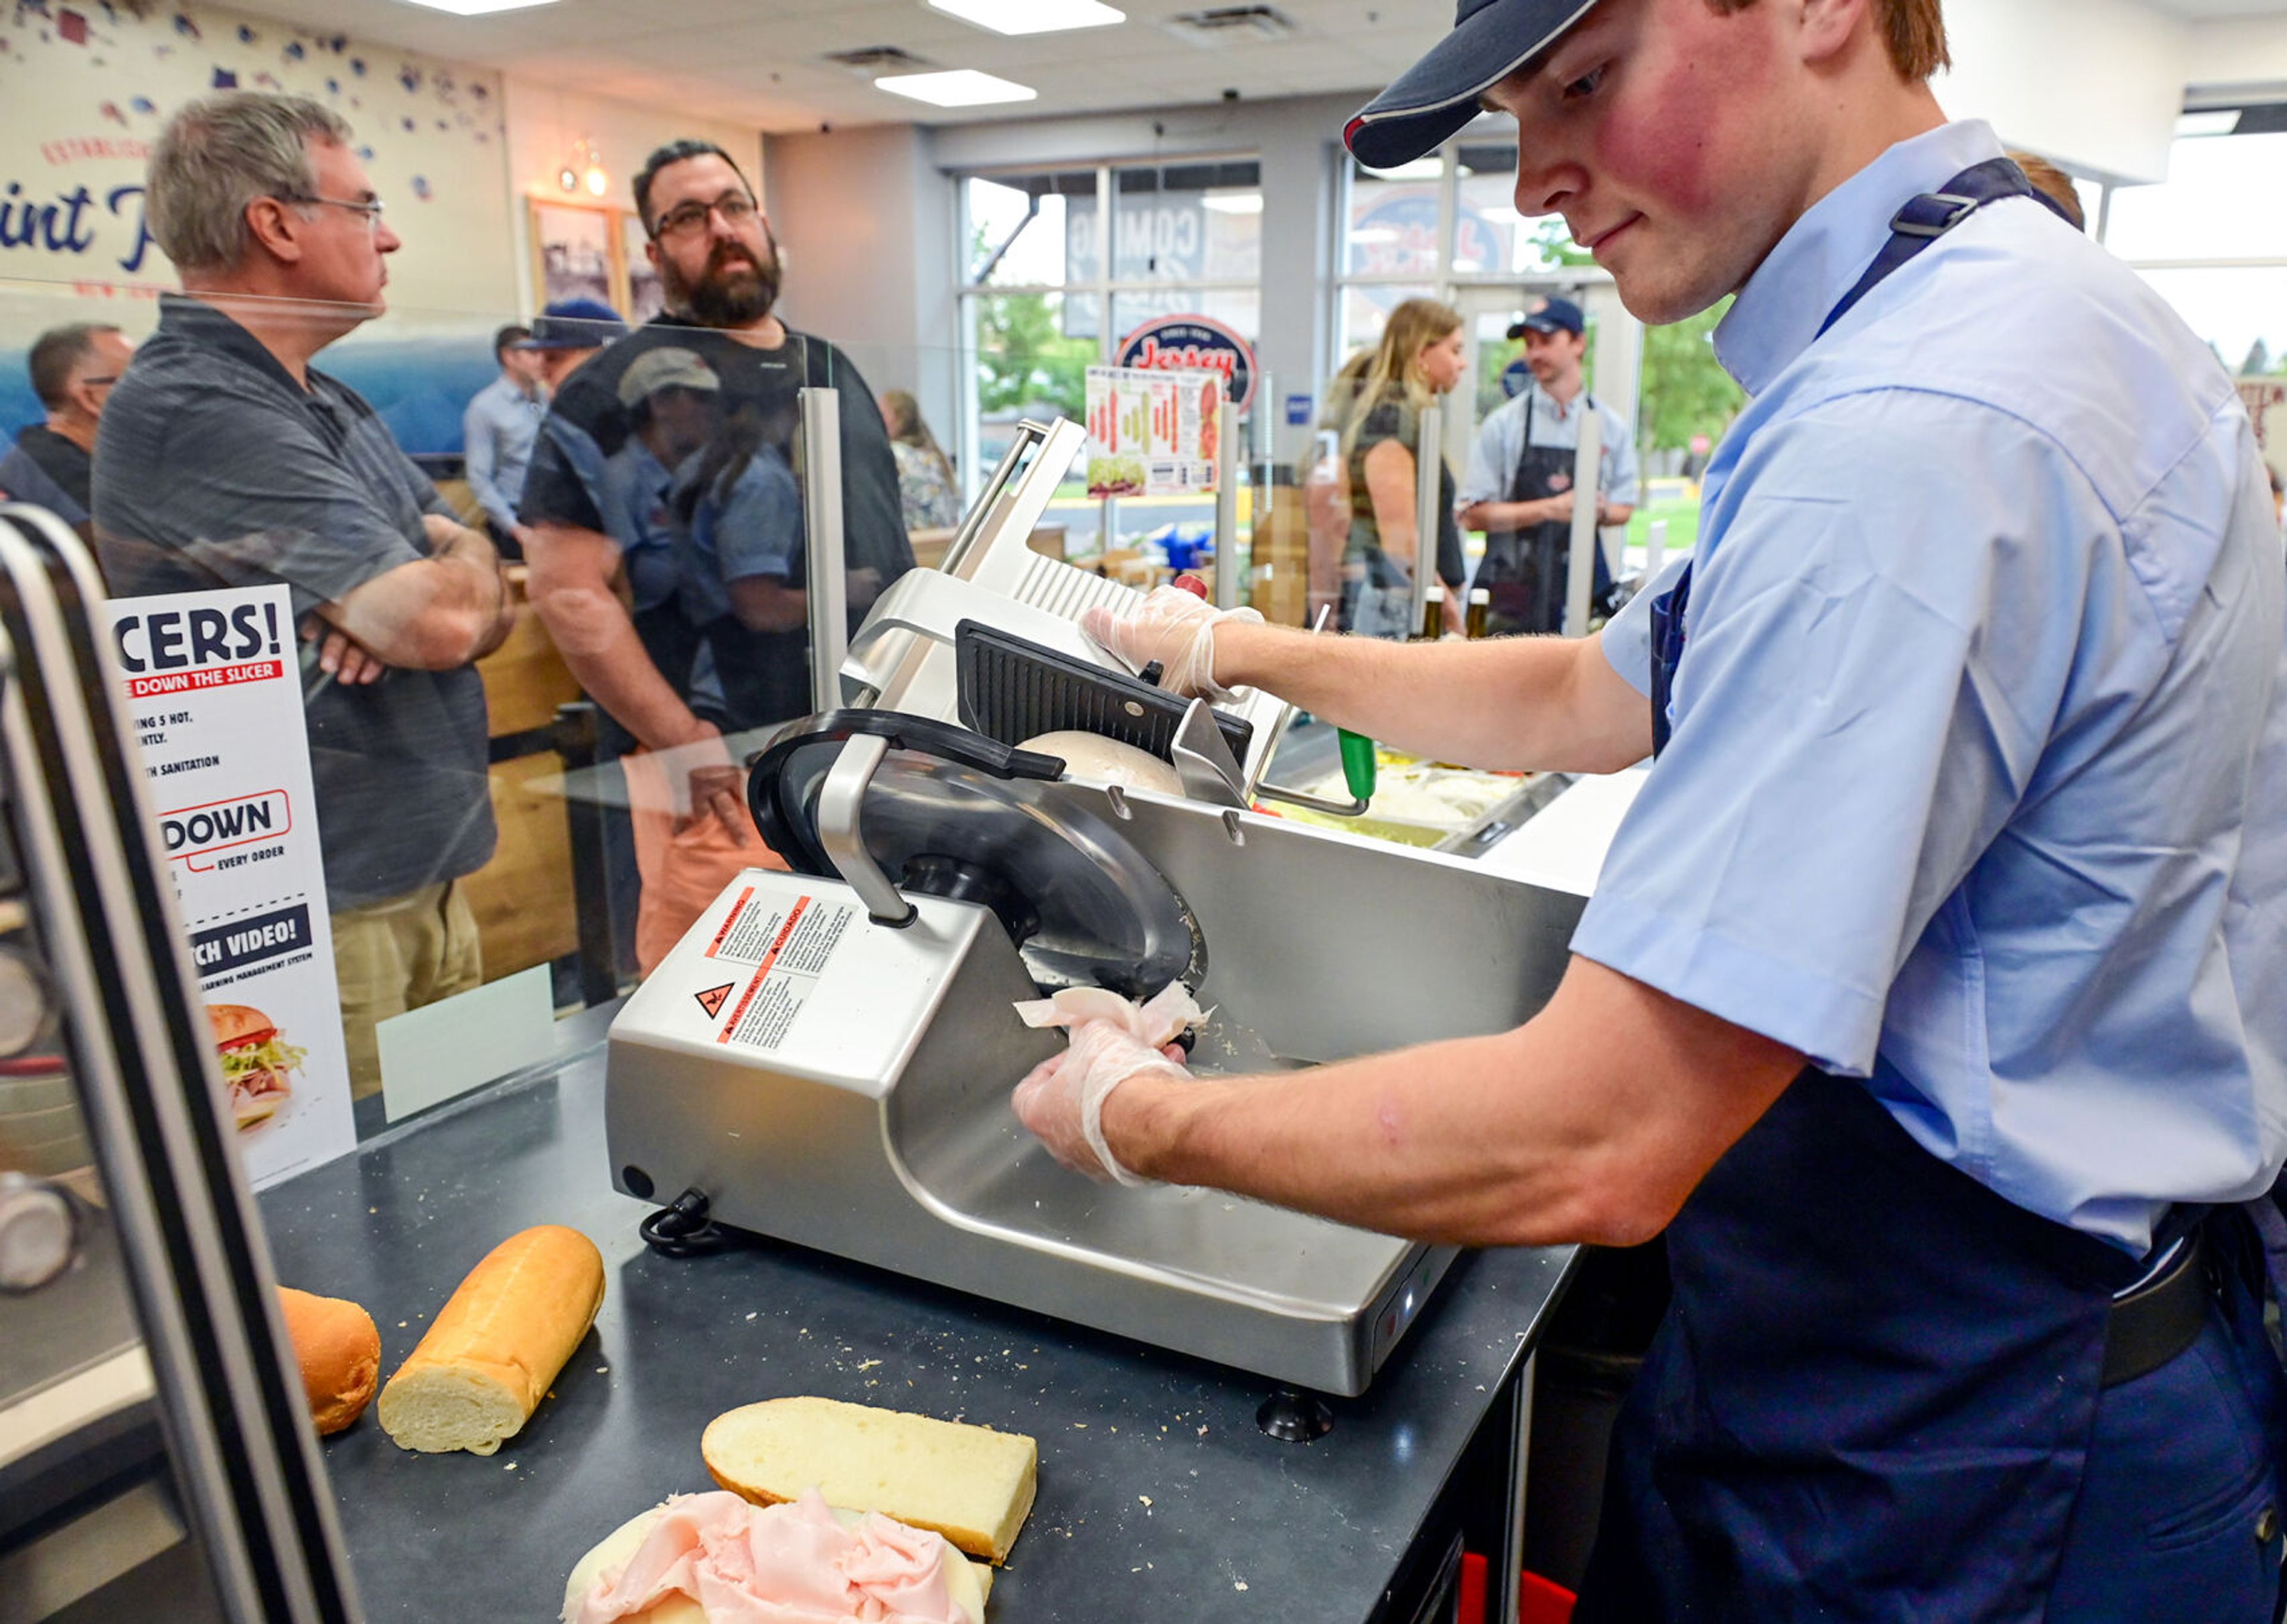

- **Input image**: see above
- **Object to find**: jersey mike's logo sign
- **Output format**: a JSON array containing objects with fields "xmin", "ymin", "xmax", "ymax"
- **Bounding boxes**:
[{"xmin": 1115, "ymin": 315, "xmax": 1258, "ymax": 414}]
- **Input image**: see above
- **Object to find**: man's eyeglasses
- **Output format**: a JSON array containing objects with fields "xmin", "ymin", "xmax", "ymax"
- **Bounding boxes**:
[
  {"xmin": 278, "ymin": 193, "xmax": 387, "ymax": 232},
  {"xmin": 651, "ymin": 192, "xmax": 759, "ymax": 241}
]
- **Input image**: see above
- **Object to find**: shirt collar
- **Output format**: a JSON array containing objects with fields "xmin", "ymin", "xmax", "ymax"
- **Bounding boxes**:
[
  {"xmin": 158, "ymin": 291, "xmax": 313, "ymax": 397},
  {"xmin": 1524, "ymin": 376, "xmax": 1587, "ymax": 422},
  {"xmin": 1713, "ymin": 120, "xmax": 2006, "ymax": 397}
]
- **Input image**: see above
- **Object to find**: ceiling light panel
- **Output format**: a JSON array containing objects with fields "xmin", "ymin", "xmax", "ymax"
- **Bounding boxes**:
[
  {"xmin": 927, "ymin": 0, "xmax": 1124, "ymax": 35},
  {"xmin": 875, "ymin": 69, "xmax": 1039, "ymax": 107},
  {"xmin": 395, "ymin": 0, "xmax": 562, "ymax": 15}
]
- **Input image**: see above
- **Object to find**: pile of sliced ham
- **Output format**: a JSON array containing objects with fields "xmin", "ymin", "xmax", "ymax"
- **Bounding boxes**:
[{"xmin": 565, "ymin": 1489, "xmax": 968, "ymax": 1624}]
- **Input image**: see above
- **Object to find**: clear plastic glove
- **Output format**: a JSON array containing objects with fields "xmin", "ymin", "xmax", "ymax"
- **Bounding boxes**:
[
  {"xmin": 1012, "ymin": 1021, "xmax": 1192, "ymax": 1185},
  {"xmin": 1081, "ymin": 585, "xmax": 1262, "ymax": 703},
  {"xmin": 1011, "ymin": 982, "xmax": 1204, "ymax": 1185}
]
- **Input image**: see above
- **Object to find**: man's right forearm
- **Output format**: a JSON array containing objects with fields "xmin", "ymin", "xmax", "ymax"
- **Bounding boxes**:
[
  {"xmin": 526, "ymin": 522, "xmax": 711, "ymax": 750},
  {"xmin": 1214, "ymin": 619, "xmax": 1649, "ymax": 774}
]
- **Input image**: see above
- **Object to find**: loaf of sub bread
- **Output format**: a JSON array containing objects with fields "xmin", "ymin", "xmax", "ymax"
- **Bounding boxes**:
[
  {"xmin": 378, "ymin": 1224, "xmax": 604, "ymax": 1456},
  {"xmin": 703, "ymin": 1397, "xmax": 1037, "ymax": 1564},
  {"xmin": 278, "ymin": 1286, "xmax": 380, "ymax": 1435}
]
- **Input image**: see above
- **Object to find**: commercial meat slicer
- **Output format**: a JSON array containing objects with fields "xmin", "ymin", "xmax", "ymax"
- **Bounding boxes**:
[{"xmin": 603, "ymin": 420, "xmax": 1585, "ymax": 1396}]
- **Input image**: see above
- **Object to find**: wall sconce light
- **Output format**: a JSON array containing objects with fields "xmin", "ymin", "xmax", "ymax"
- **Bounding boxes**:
[{"xmin": 560, "ymin": 138, "xmax": 606, "ymax": 198}]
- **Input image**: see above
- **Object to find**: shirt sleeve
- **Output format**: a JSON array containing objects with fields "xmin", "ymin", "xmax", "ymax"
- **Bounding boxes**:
[
  {"xmin": 1457, "ymin": 401, "xmax": 1512, "ymax": 509},
  {"xmin": 1569, "ymin": 391, "xmax": 2098, "ymax": 1074},
  {"xmin": 706, "ymin": 450, "xmax": 804, "ymax": 583},
  {"xmin": 115, "ymin": 384, "xmax": 424, "ymax": 616},
  {"xmin": 462, "ymin": 391, "xmax": 516, "ymax": 532},
  {"xmin": 1602, "ymin": 407, "xmax": 1641, "ymax": 507},
  {"xmin": 518, "ymin": 408, "xmax": 608, "ymax": 534},
  {"xmin": 1597, "ymin": 552, "xmax": 1684, "ymax": 697}
]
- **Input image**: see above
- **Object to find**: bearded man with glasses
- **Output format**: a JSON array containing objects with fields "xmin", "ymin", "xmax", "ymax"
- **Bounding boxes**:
[
  {"xmin": 93, "ymin": 92, "xmax": 513, "ymax": 1098},
  {"xmin": 519, "ymin": 139, "xmax": 914, "ymax": 962}
]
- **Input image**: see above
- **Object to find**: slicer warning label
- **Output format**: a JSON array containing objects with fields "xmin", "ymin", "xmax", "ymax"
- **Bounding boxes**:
[{"xmin": 715, "ymin": 897, "xmax": 857, "ymax": 1050}]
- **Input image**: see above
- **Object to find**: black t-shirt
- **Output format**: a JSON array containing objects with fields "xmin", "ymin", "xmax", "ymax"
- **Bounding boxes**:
[
  {"xmin": 0, "ymin": 425, "xmax": 94, "ymax": 528},
  {"xmin": 518, "ymin": 317, "xmax": 914, "ymax": 733}
]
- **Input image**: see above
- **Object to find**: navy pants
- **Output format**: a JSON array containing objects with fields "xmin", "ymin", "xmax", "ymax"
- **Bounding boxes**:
[{"xmin": 2049, "ymin": 1283, "xmax": 2287, "ymax": 1620}]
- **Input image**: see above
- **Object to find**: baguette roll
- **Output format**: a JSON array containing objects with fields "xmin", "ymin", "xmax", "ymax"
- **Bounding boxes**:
[
  {"xmin": 278, "ymin": 1286, "xmax": 380, "ymax": 1435},
  {"xmin": 378, "ymin": 1224, "xmax": 604, "ymax": 1456}
]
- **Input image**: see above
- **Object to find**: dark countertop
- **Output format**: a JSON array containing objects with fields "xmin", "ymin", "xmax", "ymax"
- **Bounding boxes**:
[{"xmin": 260, "ymin": 1005, "xmax": 1576, "ymax": 1624}]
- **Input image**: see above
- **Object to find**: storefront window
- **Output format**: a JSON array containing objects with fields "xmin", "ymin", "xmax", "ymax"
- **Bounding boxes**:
[
  {"xmin": 2107, "ymin": 121, "xmax": 2287, "ymax": 382},
  {"xmin": 965, "ymin": 171, "xmax": 1092, "ymax": 286},
  {"xmin": 1345, "ymin": 156, "xmax": 1443, "ymax": 280},
  {"xmin": 955, "ymin": 158, "xmax": 1263, "ymax": 533}
]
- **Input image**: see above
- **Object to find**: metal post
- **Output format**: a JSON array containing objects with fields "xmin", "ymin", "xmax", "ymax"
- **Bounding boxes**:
[
  {"xmin": 1410, "ymin": 402, "xmax": 1444, "ymax": 636},
  {"xmin": 1647, "ymin": 516, "xmax": 1669, "ymax": 582},
  {"xmin": 1562, "ymin": 406, "xmax": 1602, "ymax": 637},
  {"xmin": 1214, "ymin": 378, "xmax": 1240, "ymax": 610},
  {"xmin": 552, "ymin": 700, "xmax": 619, "ymax": 1009},
  {"xmin": 799, "ymin": 386, "xmax": 848, "ymax": 714}
]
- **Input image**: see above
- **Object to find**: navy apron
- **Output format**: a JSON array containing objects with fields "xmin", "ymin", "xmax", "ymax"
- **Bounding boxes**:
[
  {"xmin": 1574, "ymin": 160, "xmax": 2286, "ymax": 1622},
  {"xmin": 1479, "ymin": 391, "xmax": 1615, "ymax": 637}
]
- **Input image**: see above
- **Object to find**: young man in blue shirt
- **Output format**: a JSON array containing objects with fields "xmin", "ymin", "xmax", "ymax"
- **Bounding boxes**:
[{"xmin": 1017, "ymin": 0, "xmax": 2287, "ymax": 1614}]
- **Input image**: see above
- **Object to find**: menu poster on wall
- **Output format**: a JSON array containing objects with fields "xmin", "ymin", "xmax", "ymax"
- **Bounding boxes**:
[
  {"xmin": 102, "ymin": 585, "xmax": 354, "ymax": 1189},
  {"xmin": 1085, "ymin": 365, "xmax": 1224, "ymax": 499}
]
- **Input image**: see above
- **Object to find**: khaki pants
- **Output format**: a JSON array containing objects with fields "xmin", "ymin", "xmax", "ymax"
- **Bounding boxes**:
[{"xmin": 331, "ymin": 880, "xmax": 482, "ymax": 1099}]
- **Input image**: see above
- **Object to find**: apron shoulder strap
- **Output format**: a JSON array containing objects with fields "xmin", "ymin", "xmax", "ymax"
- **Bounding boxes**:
[{"xmin": 1818, "ymin": 156, "xmax": 2059, "ymax": 340}]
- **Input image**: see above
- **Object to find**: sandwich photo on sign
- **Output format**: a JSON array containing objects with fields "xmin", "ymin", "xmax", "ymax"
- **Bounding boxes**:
[{"xmin": 207, "ymin": 1002, "xmax": 304, "ymax": 1133}]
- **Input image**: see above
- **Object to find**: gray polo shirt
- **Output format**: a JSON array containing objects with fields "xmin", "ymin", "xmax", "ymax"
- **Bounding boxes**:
[{"xmin": 92, "ymin": 294, "xmax": 496, "ymax": 912}]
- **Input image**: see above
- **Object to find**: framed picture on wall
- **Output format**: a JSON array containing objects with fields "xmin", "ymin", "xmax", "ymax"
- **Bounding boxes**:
[
  {"xmin": 529, "ymin": 198, "xmax": 620, "ymax": 313},
  {"xmin": 620, "ymin": 211, "xmax": 665, "ymax": 323}
]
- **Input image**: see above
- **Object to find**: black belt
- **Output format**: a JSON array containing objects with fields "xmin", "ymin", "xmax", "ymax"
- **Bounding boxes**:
[{"xmin": 2101, "ymin": 1227, "xmax": 2211, "ymax": 1389}]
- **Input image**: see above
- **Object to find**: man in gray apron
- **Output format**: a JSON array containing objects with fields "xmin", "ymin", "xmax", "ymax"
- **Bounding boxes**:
[{"xmin": 1459, "ymin": 296, "xmax": 1638, "ymax": 634}]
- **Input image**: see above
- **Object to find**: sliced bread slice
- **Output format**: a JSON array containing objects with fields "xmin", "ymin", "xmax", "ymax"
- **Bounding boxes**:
[{"xmin": 702, "ymin": 1397, "xmax": 1037, "ymax": 1564}]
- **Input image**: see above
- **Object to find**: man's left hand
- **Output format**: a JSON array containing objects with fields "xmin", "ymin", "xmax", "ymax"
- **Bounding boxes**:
[
  {"xmin": 1012, "ymin": 1020, "xmax": 1192, "ymax": 1183},
  {"xmin": 301, "ymin": 613, "xmax": 386, "ymax": 685}
]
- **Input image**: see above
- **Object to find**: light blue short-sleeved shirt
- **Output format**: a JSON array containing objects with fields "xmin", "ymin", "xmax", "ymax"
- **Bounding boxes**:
[
  {"xmin": 1458, "ymin": 380, "xmax": 1641, "ymax": 512},
  {"xmin": 1582, "ymin": 120, "xmax": 2287, "ymax": 1254}
]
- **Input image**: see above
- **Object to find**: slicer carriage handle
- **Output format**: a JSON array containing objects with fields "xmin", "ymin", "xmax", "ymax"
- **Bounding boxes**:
[{"xmin": 749, "ymin": 710, "xmax": 1066, "ymax": 926}]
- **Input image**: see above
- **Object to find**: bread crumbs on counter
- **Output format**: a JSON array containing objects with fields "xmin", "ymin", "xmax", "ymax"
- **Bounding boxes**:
[
  {"xmin": 504, "ymin": 1463, "xmax": 518, "ymax": 1470},
  {"xmin": 1235, "ymin": 1581, "xmax": 1249, "ymax": 1591},
  {"xmin": 856, "ymin": 1359, "xmax": 881, "ymax": 1371},
  {"xmin": 1197, "ymin": 1425, "xmax": 1208, "ymax": 1436},
  {"xmin": 746, "ymin": 1311, "xmax": 758, "ymax": 1320},
  {"xmin": 1071, "ymin": 1423, "xmax": 1086, "ymax": 1429},
  {"xmin": 1138, "ymin": 1495, "xmax": 1151, "ymax": 1508}
]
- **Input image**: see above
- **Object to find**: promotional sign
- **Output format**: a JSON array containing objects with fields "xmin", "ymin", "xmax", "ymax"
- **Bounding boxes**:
[
  {"xmin": 1114, "ymin": 314, "xmax": 1258, "ymax": 416},
  {"xmin": 1085, "ymin": 365, "xmax": 1223, "ymax": 498},
  {"xmin": 104, "ymin": 585, "xmax": 354, "ymax": 1188}
]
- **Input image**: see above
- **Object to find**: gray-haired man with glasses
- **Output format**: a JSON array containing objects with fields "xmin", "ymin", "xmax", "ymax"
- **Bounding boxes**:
[{"xmin": 92, "ymin": 91, "xmax": 513, "ymax": 1098}]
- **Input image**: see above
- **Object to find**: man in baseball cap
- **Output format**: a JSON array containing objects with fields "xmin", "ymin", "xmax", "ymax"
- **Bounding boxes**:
[
  {"xmin": 1462, "ymin": 292, "xmax": 1637, "ymax": 633},
  {"xmin": 526, "ymin": 295, "xmax": 629, "ymax": 391},
  {"xmin": 1025, "ymin": 2, "xmax": 2287, "ymax": 1617}
]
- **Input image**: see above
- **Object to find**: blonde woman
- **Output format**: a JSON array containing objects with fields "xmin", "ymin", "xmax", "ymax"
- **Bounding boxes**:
[
  {"xmin": 878, "ymin": 389, "xmax": 961, "ymax": 531},
  {"xmin": 1341, "ymin": 298, "xmax": 1467, "ymax": 638}
]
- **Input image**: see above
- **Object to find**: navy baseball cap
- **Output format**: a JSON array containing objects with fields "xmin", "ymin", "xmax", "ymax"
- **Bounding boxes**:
[
  {"xmin": 1511, "ymin": 295, "xmax": 1585, "ymax": 338},
  {"xmin": 1346, "ymin": 0, "xmax": 1599, "ymax": 170},
  {"xmin": 529, "ymin": 297, "xmax": 630, "ymax": 351}
]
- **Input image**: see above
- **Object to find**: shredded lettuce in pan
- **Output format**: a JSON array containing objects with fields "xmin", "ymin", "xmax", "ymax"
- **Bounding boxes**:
[{"xmin": 219, "ymin": 1034, "xmax": 306, "ymax": 1081}]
